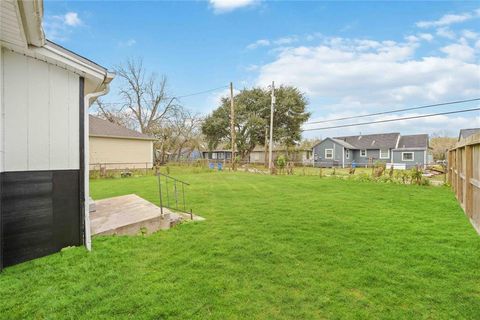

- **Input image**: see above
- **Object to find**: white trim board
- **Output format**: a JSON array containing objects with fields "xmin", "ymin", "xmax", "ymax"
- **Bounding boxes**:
[
  {"xmin": 325, "ymin": 148, "xmax": 333, "ymax": 159},
  {"xmin": 379, "ymin": 149, "xmax": 390, "ymax": 159}
]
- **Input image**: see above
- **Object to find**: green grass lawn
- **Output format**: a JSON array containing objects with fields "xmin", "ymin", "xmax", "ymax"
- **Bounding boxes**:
[{"xmin": 1, "ymin": 168, "xmax": 479, "ymax": 319}]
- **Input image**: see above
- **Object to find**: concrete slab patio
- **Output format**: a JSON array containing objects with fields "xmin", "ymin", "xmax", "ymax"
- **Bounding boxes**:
[{"xmin": 90, "ymin": 194, "xmax": 204, "ymax": 236}]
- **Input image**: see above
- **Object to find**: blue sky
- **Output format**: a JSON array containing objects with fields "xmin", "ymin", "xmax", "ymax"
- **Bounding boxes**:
[{"xmin": 44, "ymin": 0, "xmax": 480, "ymax": 138}]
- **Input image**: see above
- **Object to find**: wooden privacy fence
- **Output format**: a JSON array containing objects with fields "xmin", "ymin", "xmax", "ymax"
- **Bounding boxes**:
[{"xmin": 448, "ymin": 133, "xmax": 480, "ymax": 233}]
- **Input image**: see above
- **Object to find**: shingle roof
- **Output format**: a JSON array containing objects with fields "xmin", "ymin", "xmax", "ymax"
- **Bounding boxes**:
[
  {"xmin": 458, "ymin": 128, "xmax": 480, "ymax": 141},
  {"xmin": 251, "ymin": 145, "xmax": 311, "ymax": 152},
  {"xmin": 330, "ymin": 138, "xmax": 357, "ymax": 149},
  {"xmin": 333, "ymin": 132, "xmax": 400, "ymax": 149},
  {"xmin": 396, "ymin": 134, "xmax": 429, "ymax": 149},
  {"xmin": 89, "ymin": 115, "xmax": 155, "ymax": 140}
]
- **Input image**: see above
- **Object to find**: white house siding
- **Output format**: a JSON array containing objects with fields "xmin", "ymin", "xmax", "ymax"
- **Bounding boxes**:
[
  {"xmin": 2, "ymin": 48, "xmax": 79, "ymax": 172},
  {"xmin": 0, "ymin": 0, "xmax": 27, "ymax": 49},
  {"xmin": 0, "ymin": 47, "xmax": 3, "ymax": 173}
]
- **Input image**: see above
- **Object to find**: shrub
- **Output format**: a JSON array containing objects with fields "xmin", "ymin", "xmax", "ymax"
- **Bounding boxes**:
[{"xmin": 276, "ymin": 155, "xmax": 287, "ymax": 171}]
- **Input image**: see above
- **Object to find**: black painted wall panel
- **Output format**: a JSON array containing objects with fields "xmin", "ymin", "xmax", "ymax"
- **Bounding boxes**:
[
  {"xmin": 53, "ymin": 170, "xmax": 81, "ymax": 250},
  {"xmin": 1, "ymin": 170, "xmax": 81, "ymax": 268}
]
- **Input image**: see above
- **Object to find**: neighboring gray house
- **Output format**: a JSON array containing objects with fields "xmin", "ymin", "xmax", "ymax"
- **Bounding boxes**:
[
  {"xmin": 458, "ymin": 128, "xmax": 480, "ymax": 141},
  {"xmin": 312, "ymin": 132, "xmax": 431, "ymax": 169}
]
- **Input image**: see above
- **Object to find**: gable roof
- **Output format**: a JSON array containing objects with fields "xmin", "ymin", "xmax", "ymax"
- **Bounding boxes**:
[
  {"xmin": 458, "ymin": 128, "xmax": 480, "ymax": 141},
  {"xmin": 333, "ymin": 132, "xmax": 400, "ymax": 149},
  {"xmin": 89, "ymin": 115, "xmax": 156, "ymax": 141},
  {"xmin": 396, "ymin": 134, "xmax": 429, "ymax": 149},
  {"xmin": 330, "ymin": 138, "xmax": 357, "ymax": 149}
]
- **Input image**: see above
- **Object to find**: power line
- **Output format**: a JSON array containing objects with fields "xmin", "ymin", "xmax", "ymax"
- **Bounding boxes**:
[
  {"xmin": 96, "ymin": 84, "xmax": 229, "ymax": 105},
  {"xmin": 305, "ymin": 98, "xmax": 480, "ymax": 125},
  {"xmin": 302, "ymin": 107, "xmax": 480, "ymax": 132},
  {"xmin": 175, "ymin": 85, "xmax": 229, "ymax": 99}
]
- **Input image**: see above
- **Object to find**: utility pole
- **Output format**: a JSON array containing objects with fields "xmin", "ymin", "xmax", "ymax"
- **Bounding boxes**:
[
  {"xmin": 268, "ymin": 81, "xmax": 275, "ymax": 173},
  {"xmin": 264, "ymin": 127, "xmax": 268, "ymax": 168},
  {"xmin": 230, "ymin": 82, "xmax": 236, "ymax": 170}
]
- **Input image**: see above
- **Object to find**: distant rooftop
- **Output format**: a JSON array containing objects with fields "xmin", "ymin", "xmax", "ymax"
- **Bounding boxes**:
[
  {"xmin": 458, "ymin": 128, "xmax": 480, "ymax": 141},
  {"xmin": 89, "ymin": 115, "xmax": 155, "ymax": 140},
  {"xmin": 397, "ymin": 134, "xmax": 429, "ymax": 149},
  {"xmin": 333, "ymin": 132, "xmax": 400, "ymax": 149}
]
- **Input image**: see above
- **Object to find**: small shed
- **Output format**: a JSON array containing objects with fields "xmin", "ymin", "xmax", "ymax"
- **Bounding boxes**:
[
  {"xmin": 89, "ymin": 116, "xmax": 156, "ymax": 170},
  {"xmin": 0, "ymin": 0, "xmax": 114, "ymax": 269}
]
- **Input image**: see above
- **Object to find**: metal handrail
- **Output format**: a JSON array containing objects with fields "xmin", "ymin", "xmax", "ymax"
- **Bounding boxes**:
[
  {"xmin": 156, "ymin": 173, "xmax": 192, "ymax": 218},
  {"xmin": 156, "ymin": 172, "xmax": 190, "ymax": 185}
]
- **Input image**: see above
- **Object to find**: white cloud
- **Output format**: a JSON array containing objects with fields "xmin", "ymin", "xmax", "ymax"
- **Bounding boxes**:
[
  {"xmin": 303, "ymin": 112, "xmax": 480, "ymax": 138},
  {"xmin": 441, "ymin": 43, "xmax": 476, "ymax": 62},
  {"xmin": 436, "ymin": 27, "xmax": 456, "ymax": 39},
  {"xmin": 254, "ymin": 35, "xmax": 480, "ymax": 136},
  {"xmin": 246, "ymin": 39, "xmax": 270, "ymax": 50},
  {"xmin": 206, "ymin": 88, "xmax": 241, "ymax": 113},
  {"xmin": 416, "ymin": 11, "xmax": 476, "ymax": 28},
  {"xmin": 247, "ymin": 7, "xmax": 480, "ymax": 136},
  {"xmin": 118, "ymin": 38, "xmax": 137, "ymax": 47},
  {"xmin": 245, "ymin": 64, "xmax": 260, "ymax": 71},
  {"xmin": 209, "ymin": 0, "xmax": 257, "ymax": 13},
  {"xmin": 43, "ymin": 11, "xmax": 82, "ymax": 41},
  {"xmin": 462, "ymin": 29, "xmax": 479, "ymax": 40},
  {"xmin": 64, "ymin": 12, "xmax": 82, "ymax": 26},
  {"xmin": 418, "ymin": 33, "xmax": 434, "ymax": 41},
  {"xmin": 273, "ymin": 36, "xmax": 299, "ymax": 45},
  {"xmin": 247, "ymin": 35, "xmax": 308, "ymax": 50}
]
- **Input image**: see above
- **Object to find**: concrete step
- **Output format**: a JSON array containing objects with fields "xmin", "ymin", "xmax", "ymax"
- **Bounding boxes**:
[{"xmin": 90, "ymin": 194, "xmax": 203, "ymax": 236}]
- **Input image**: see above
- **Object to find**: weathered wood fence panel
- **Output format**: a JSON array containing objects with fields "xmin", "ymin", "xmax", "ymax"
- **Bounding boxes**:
[{"xmin": 448, "ymin": 133, "xmax": 480, "ymax": 233}]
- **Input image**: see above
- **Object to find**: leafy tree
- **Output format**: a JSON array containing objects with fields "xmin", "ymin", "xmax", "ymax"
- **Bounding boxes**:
[{"xmin": 201, "ymin": 86, "xmax": 310, "ymax": 159}]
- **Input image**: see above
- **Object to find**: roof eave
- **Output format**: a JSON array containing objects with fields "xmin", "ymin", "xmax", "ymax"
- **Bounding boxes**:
[
  {"xmin": 17, "ymin": 0, "xmax": 45, "ymax": 47},
  {"xmin": 90, "ymin": 134, "xmax": 156, "ymax": 141}
]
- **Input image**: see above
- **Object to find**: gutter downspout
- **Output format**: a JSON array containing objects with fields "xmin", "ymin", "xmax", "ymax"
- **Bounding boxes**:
[{"xmin": 83, "ymin": 82, "xmax": 111, "ymax": 251}]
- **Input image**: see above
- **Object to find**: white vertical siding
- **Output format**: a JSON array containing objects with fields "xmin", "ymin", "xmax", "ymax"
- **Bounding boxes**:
[
  {"xmin": 4, "ymin": 50, "xmax": 28, "ymax": 171},
  {"xmin": 27, "ymin": 57, "xmax": 50, "ymax": 170},
  {"xmin": 68, "ymin": 72, "xmax": 80, "ymax": 169},
  {"xmin": 49, "ymin": 64, "xmax": 70, "ymax": 169},
  {"xmin": 0, "ymin": 47, "xmax": 3, "ymax": 172},
  {"xmin": 2, "ymin": 49, "xmax": 80, "ymax": 171}
]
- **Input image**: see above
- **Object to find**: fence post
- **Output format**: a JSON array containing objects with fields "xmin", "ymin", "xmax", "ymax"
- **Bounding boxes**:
[
  {"xmin": 166, "ymin": 175, "xmax": 170, "ymax": 208},
  {"xmin": 157, "ymin": 174, "xmax": 164, "ymax": 217},
  {"xmin": 174, "ymin": 180, "xmax": 179, "ymax": 210},
  {"xmin": 182, "ymin": 183, "xmax": 186, "ymax": 212},
  {"xmin": 465, "ymin": 145, "xmax": 473, "ymax": 218}
]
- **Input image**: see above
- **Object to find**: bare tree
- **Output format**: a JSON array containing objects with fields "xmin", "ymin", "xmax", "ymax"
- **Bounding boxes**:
[
  {"xmin": 93, "ymin": 57, "xmax": 205, "ymax": 164},
  {"xmin": 151, "ymin": 107, "xmax": 203, "ymax": 163},
  {"xmin": 95, "ymin": 100, "xmax": 137, "ymax": 129},
  {"xmin": 171, "ymin": 108, "xmax": 203, "ymax": 160},
  {"xmin": 97, "ymin": 57, "xmax": 178, "ymax": 134}
]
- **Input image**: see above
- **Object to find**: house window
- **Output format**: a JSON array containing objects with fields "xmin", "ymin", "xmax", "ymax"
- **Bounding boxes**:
[
  {"xmin": 345, "ymin": 149, "xmax": 350, "ymax": 159},
  {"xmin": 402, "ymin": 152, "xmax": 414, "ymax": 161},
  {"xmin": 380, "ymin": 149, "xmax": 390, "ymax": 159},
  {"xmin": 325, "ymin": 149, "xmax": 334, "ymax": 159},
  {"xmin": 360, "ymin": 149, "xmax": 367, "ymax": 157},
  {"xmin": 212, "ymin": 152, "xmax": 217, "ymax": 159},
  {"xmin": 218, "ymin": 152, "xmax": 225, "ymax": 160}
]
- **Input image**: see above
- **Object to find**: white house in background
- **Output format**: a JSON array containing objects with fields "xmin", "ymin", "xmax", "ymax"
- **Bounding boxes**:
[
  {"xmin": 89, "ymin": 115, "xmax": 156, "ymax": 170},
  {"xmin": 0, "ymin": 0, "xmax": 114, "ymax": 269}
]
